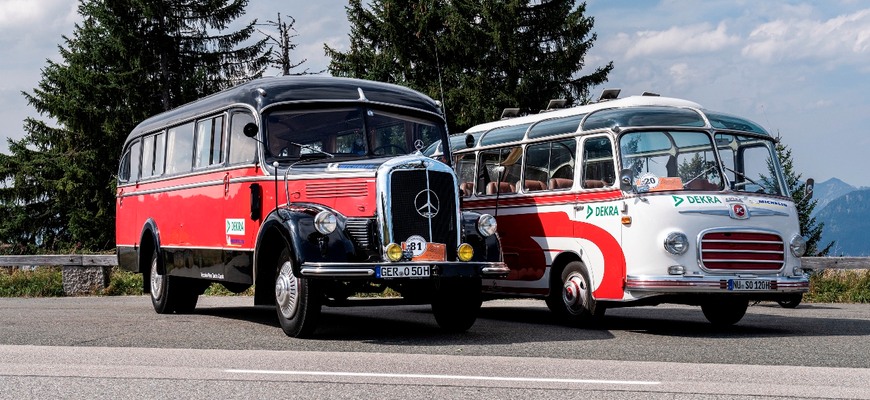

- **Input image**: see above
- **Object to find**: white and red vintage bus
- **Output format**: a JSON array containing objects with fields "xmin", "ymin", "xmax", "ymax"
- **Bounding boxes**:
[
  {"xmin": 116, "ymin": 76, "xmax": 507, "ymax": 337},
  {"xmin": 429, "ymin": 91, "xmax": 809, "ymax": 326}
]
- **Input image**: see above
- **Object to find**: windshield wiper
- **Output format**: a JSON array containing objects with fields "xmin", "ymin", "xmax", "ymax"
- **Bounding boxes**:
[{"xmin": 722, "ymin": 166, "xmax": 766, "ymax": 192}]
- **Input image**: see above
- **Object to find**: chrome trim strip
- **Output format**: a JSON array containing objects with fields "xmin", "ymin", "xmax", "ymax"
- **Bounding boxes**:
[
  {"xmin": 300, "ymin": 268, "xmax": 375, "ymax": 277},
  {"xmin": 678, "ymin": 208, "xmax": 789, "ymax": 217}
]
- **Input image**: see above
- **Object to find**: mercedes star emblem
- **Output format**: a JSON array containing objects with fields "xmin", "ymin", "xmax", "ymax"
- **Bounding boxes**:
[{"xmin": 414, "ymin": 189, "xmax": 440, "ymax": 218}]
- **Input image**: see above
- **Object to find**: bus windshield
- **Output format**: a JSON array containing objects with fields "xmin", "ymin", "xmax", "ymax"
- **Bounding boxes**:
[
  {"xmin": 714, "ymin": 133, "xmax": 786, "ymax": 196},
  {"xmin": 619, "ymin": 130, "xmax": 724, "ymax": 192},
  {"xmin": 264, "ymin": 107, "xmax": 446, "ymax": 164}
]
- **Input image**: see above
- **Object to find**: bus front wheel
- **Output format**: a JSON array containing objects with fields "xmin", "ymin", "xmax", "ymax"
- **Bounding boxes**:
[
  {"xmin": 431, "ymin": 279, "xmax": 481, "ymax": 333},
  {"xmin": 546, "ymin": 261, "xmax": 605, "ymax": 323},
  {"xmin": 149, "ymin": 248, "xmax": 198, "ymax": 314},
  {"xmin": 274, "ymin": 247, "xmax": 321, "ymax": 338},
  {"xmin": 701, "ymin": 297, "xmax": 749, "ymax": 326}
]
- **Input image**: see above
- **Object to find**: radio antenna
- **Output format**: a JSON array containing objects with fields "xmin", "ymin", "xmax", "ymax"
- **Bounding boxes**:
[{"xmin": 434, "ymin": 41, "xmax": 447, "ymax": 124}]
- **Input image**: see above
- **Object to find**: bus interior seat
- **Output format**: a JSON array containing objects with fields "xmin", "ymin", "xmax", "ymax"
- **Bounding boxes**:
[
  {"xmin": 584, "ymin": 179, "xmax": 606, "ymax": 188},
  {"xmin": 459, "ymin": 182, "xmax": 473, "ymax": 197},
  {"xmin": 549, "ymin": 178, "xmax": 573, "ymax": 190},
  {"xmin": 486, "ymin": 181, "xmax": 516, "ymax": 195},
  {"xmin": 522, "ymin": 180, "xmax": 546, "ymax": 192},
  {"xmin": 685, "ymin": 179, "xmax": 719, "ymax": 191}
]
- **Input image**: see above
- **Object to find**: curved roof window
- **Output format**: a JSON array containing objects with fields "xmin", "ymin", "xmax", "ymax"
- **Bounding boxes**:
[{"xmin": 582, "ymin": 107, "xmax": 705, "ymax": 131}]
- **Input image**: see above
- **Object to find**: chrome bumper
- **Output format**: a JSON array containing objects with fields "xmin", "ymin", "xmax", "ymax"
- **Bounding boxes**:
[
  {"xmin": 626, "ymin": 275, "xmax": 809, "ymax": 293},
  {"xmin": 300, "ymin": 261, "xmax": 509, "ymax": 278}
]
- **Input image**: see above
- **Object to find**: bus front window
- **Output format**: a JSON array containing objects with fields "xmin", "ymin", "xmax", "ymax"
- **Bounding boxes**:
[
  {"xmin": 715, "ymin": 133, "xmax": 786, "ymax": 196},
  {"xmin": 264, "ymin": 107, "xmax": 445, "ymax": 164},
  {"xmin": 619, "ymin": 130, "xmax": 723, "ymax": 192}
]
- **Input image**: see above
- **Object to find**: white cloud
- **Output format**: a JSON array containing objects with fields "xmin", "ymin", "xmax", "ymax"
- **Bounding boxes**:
[
  {"xmin": 742, "ymin": 8, "xmax": 870, "ymax": 65},
  {"xmin": 609, "ymin": 22, "xmax": 740, "ymax": 60}
]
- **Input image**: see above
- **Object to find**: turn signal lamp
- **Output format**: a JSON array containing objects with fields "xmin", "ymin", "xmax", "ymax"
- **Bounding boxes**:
[
  {"xmin": 386, "ymin": 243, "xmax": 403, "ymax": 262},
  {"xmin": 457, "ymin": 243, "xmax": 474, "ymax": 261}
]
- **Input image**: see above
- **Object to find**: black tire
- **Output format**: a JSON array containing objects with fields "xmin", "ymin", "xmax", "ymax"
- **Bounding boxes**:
[
  {"xmin": 545, "ymin": 261, "xmax": 605, "ymax": 323},
  {"xmin": 149, "ymin": 248, "xmax": 198, "ymax": 314},
  {"xmin": 777, "ymin": 293, "xmax": 803, "ymax": 309},
  {"xmin": 431, "ymin": 279, "xmax": 482, "ymax": 333},
  {"xmin": 701, "ymin": 297, "xmax": 749, "ymax": 326},
  {"xmin": 274, "ymin": 247, "xmax": 322, "ymax": 338}
]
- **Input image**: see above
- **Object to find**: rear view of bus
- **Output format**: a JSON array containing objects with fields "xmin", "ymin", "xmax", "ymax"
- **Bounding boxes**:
[
  {"xmin": 115, "ymin": 76, "xmax": 506, "ymax": 337},
  {"xmin": 445, "ymin": 92, "xmax": 808, "ymax": 326}
]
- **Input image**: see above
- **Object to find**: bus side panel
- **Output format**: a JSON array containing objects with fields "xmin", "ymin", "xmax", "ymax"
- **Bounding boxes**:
[{"xmin": 116, "ymin": 186, "xmax": 140, "ymax": 272}]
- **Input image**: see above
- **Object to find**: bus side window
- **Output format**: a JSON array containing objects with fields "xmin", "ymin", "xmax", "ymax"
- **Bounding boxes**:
[
  {"xmin": 195, "ymin": 115, "xmax": 225, "ymax": 168},
  {"xmin": 582, "ymin": 136, "xmax": 615, "ymax": 188},
  {"xmin": 140, "ymin": 132, "xmax": 166, "ymax": 179},
  {"xmin": 477, "ymin": 147, "xmax": 520, "ymax": 195},
  {"xmin": 166, "ymin": 122, "xmax": 194, "ymax": 175},
  {"xmin": 454, "ymin": 153, "xmax": 476, "ymax": 197},
  {"xmin": 229, "ymin": 112, "xmax": 257, "ymax": 164},
  {"xmin": 118, "ymin": 148, "xmax": 131, "ymax": 183},
  {"xmin": 129, "ymin": 139, "xmax": 141, "ymax": 182}
]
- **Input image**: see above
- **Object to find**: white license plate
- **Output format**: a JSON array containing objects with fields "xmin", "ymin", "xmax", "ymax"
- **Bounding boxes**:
[
  {"xmin": 727, "ymin": 279, "xmax": 772, "ymax": 291},
  {"xmin": 377, "ymin": 265, "xmax": 431, "ymax": 279}
]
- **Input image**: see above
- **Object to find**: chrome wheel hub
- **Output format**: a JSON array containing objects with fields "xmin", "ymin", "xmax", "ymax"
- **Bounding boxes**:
[
  {"xmin": 150, "ymin": 255, "xmax": 163, "ymax": 301},
  {"xmin": 275, "ymin": 261, "xmax": 299, "ymax": 319},
  {"xmin": 562, "ymin": 273, "xmax": 586, "ymax": 314}
]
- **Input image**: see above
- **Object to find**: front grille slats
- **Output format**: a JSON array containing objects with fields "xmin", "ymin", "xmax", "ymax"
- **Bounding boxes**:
[
  {"xmin": 345, "ymin": 218, "xmax": 374, "ymax": 250},
  {"xmin": 388, "ymin": 169, "xmax": 457, "ymax": 258},
  {"xmin": 700, "ymin": 231, "xmax": 785, "ymax": 271}
]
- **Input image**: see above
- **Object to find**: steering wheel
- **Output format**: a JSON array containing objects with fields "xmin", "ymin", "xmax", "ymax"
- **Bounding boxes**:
[{"xmin": 372, "ymin": 144, "xmax": 406, "ymax": 155}]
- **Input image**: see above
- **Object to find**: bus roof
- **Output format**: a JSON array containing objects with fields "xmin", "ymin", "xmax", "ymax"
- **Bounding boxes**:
[
  {"xmin": 465, "ymin": 95, "xmax": 702, "ymax": 134},
  {"xmin": 124, "ymin": 76, "xmax": 442, "ymax": 147}
]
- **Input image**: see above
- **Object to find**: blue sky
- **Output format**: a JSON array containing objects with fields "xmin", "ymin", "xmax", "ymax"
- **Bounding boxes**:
[{"xmin": 1, "ymin": 0, "xmax": 868, "ymax": 187}]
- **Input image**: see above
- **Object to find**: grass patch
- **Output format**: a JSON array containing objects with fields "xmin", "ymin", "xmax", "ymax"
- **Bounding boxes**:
[
  {"xmin": 804, "ymin": 269, "xmax": 870, "ymax": 303},
  {"xmin": 103, "ymin": 267, "xmax": 144, "ymax": 296},
  {"xmin": 0, "ymin": 267, "xmax": 64, "ymax": 297}
]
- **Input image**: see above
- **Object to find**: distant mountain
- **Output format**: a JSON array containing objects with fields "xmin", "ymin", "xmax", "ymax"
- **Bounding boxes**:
[
  {"xmin": 815, "ymin": 188, "xmax": 870, "ymax": 256},
  {"xmin": 811, "ymin": 178, "xmax": 856, "ymax": 215}
]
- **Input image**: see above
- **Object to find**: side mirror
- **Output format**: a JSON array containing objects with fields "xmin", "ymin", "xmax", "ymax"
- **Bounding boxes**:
[
  {"xmin": 804, "ymin": 178, "xmax": 814, "ymax": 200},
  {"xmin": 243, "ymin": 122, "xmax": 258, "ymax": 138},
  {"xmin": 619, "ymin": 168, "xmax": 635, "ymax": 192},
  {"xmin": 465, "ymin": 134, "xmax": 475, "ymax": 148}
]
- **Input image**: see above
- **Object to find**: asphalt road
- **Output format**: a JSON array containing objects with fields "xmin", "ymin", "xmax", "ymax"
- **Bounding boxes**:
[{"xmin": 1, "ymin": 296, "xmax": 868, "ymax": 398}]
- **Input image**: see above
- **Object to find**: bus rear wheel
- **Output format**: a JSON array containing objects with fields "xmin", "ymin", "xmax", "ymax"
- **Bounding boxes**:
[
  {"xmin": 149, "ymin": 248, "xmax": 198, "ymax": 314},
  {"xmin": 546, "ymin": 261, "xmax": 605, "ymax": 323},
  {"xmin": 431, "ymin": 279, "xmax": 481, "ymax": 333},
  {"xmin": 274, "ymin": 247, "xmax": 321, "ymax": 338},
  {"xmin": 701, "ymin": 297, "xmax": 749, "ymax": 326}
]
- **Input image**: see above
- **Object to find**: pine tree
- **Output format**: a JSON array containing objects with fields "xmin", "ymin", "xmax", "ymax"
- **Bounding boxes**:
[
  {"xmin": 0, "ymin": 0, "xmax": 267, "ymax": 253},
  {"xmin": 325, "ymin": 0, "xmax": 613, "ymax": 133},
  {"xmin": 776, "ymin": 142, "xmax": 834, "ymax": 256}
]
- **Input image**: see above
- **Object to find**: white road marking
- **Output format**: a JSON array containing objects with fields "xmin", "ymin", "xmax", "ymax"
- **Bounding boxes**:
[{"xmin": 225, "ymin": 369, "xmax": 660, "ymax": 385}]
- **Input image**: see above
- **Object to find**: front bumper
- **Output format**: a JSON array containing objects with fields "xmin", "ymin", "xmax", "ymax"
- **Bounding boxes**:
[
  {"xmin": 300, "ymin": 261, "xmax": 509, "ymax": 279},
  {"xmin": 626, "ymin": 274, "xmax": 809, "ymax": 294}
]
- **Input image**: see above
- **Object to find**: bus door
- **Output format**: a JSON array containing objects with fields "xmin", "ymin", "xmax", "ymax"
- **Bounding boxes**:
[
  {"xmin": 575, "ymin": 135, "xmax": 623, "ymax": 297},
  {"xmin": 221, "ymin": 111, "xmax": 260, "ymax": 282}
]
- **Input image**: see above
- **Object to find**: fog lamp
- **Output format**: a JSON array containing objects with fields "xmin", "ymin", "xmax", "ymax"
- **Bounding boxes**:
[
  {"xmin": 668, "ymin": 265, "xmax": 686, "ymax": 275},
  {"xmin": 793, "ymin": 266, "xmax": 805, "ymax": 276},
  {"xmin": 386, "ymin": 243, "xmax": 403, "ymax": 262},
  {"xmin": 457, "ymin": 243, "xmax": 474, "ymax": 261}
]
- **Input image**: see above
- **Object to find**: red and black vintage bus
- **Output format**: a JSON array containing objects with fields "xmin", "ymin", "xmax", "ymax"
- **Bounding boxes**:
[{"xmin": 116, "ymin": 76, "xmax": 507, "ymax": 337}]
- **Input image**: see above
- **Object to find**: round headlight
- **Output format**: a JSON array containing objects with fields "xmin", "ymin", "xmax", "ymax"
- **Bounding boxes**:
[
  {"xmin": 457, "ymin": 243, "xmax": 474, "ymax": 261},
  {"xmin": 385, "ymin": 243, "xmax": 403, "ymax": 262},
  {"xmin": 314, "ymin": 211, "xmax": 337, "ymax": 235},
  {"xmin": 790, "ymin": 235, "xmax": 807, "ymax": 257},
  {"xmin": 477, "ymin": 214, "xmax": 498, "ymax": 237},
  {"xmin": 664, "ymin": 232, "xmax": 689, "ymax": 255}
]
